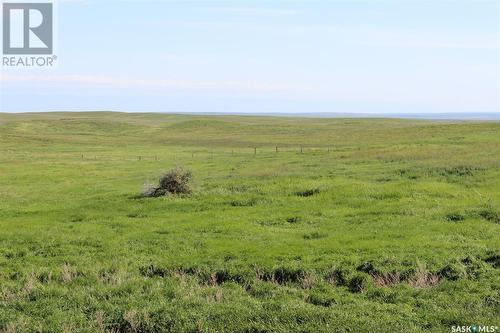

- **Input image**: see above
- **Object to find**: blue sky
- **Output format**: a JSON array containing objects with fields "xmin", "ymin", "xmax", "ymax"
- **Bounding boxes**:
[{"xmin": 1, "ymin": 0, "xmax": 499, "ymax": 114}]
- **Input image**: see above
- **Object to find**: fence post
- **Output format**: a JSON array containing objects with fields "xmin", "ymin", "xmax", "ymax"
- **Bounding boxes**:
[
  {"xmin": 254, "ymin": 147, "xmax": 257, "ymax": 155},
  {"xmin": 300, "ymin": 146, "xmax": 303, "ymax": 154},
  {"xmin": 276, "ymin": 146, "xmax": 278, "ymax": 153}
]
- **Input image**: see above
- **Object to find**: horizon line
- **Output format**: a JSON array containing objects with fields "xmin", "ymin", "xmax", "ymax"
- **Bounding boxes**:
[{"xmin": 1, "ymin": 110, "xmax": 499, "ymax": 121}]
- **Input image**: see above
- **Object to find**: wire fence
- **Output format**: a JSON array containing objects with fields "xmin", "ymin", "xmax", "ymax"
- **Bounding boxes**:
[
  {"xmin": 0, "ymin": 145, "xmax": 364, "ymax": 163},
  {"xmin": 73, "ymin": 146, "xmax": 346, "ymax": 162}
]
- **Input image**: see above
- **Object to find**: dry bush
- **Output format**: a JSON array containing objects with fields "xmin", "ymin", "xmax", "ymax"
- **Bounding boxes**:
[
  {"xmin": 159, "ymin": 167, "xmax": 193, "ymax": 194},
  {"xmin": 142, "ymin": 167, "xmax": 193, "ymax": 197}
]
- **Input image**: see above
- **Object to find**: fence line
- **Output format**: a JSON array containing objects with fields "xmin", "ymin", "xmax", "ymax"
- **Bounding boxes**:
[
  {"xmin": 72, "ymin": 146, "xmax": 341, "ymax": 162},
  {"xmin": 2, "ymin": 146, "xmax": 355, "ymax": 162}
]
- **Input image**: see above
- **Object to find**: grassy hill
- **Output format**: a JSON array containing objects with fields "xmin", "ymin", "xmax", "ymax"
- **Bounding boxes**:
[{"xmin": 0, "ymin": 112, "xmax": 499, "ymax": 332}]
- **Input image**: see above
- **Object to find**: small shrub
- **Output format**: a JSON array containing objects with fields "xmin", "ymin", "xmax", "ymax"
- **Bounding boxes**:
[
  {"xmin": 142, "ymin": 167, "xmax": 193, "ymax": 197},
  {"xmin": 159, "ymin": 167, "xmax": 193, "ymax": 194}
]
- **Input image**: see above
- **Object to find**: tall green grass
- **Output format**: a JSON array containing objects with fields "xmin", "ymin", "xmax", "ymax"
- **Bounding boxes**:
[{"xmin": 0, "ymin": 112, "xmax": 498, "ymax": 332}]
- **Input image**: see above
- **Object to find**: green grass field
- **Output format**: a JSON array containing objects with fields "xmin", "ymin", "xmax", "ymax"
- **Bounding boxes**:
[{"xmin": 0, "ymin": 112, "xmax": 498, "ymax": 332}]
